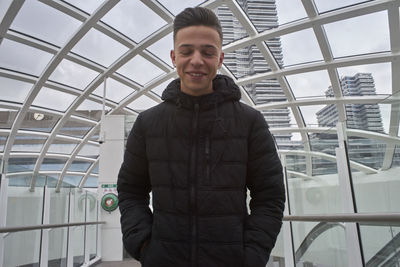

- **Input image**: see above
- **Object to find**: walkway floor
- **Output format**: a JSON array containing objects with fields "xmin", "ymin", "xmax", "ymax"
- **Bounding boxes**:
[{"xmin": 95, "ymin": 259, "xmax": 141, "ymax": 267}]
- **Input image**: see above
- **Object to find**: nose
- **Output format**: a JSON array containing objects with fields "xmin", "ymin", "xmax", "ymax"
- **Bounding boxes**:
[{"xmin": 190, "ymin": 50, "xmax": 203, "ymax": 66}]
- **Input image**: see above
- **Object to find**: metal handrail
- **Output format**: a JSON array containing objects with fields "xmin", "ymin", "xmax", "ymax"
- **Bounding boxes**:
[
  {"xmin": 0, "ymin": 221, "xmax": 106, "ymax": 234},
  {"xmin": 283, "ymin": 213, "xmax": 400, "ymax": 226}
]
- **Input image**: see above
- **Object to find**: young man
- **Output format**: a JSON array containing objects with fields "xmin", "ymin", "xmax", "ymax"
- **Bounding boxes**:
[{"xmin": 118, "ymin": 7, "xmax": 285, "ymax": 267}]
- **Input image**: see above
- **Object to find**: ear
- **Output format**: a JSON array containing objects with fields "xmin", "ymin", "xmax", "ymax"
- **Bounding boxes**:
[
  {"xmin": 170, "ymin": 50, "xmax": 176, "ymax": 67},
  {"xmin": 218, "ymin": 51, "xmax": 224, "ymax": 68}
]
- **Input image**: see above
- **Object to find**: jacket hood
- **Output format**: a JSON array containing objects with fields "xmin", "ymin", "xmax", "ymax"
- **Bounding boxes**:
[{"xmin": 161, "ymin": 74, "xmax": 241, "ymax": 109}]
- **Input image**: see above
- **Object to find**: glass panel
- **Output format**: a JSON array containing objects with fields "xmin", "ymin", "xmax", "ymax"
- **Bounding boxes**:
[
  {"xmin": 83, "ymin": 176, "xmax": 98, "ymax": 188},
  {"xmin": 127, "ymin": 95, "xmax": 158, "ymax": 111},
  {"xmin": 32, "ymin": 87, "xmax": 77, "ymax": 111},
  {"xmin": 0, "ymin": 132, "xmax": 7, "ymax": 152},
  {"xmin": 286, "ymin": 154, "xmax": 306, "ymax": 175},
  {"xmin": 58, "ymin": 119, "xmax": 93, "ymax": 138},
  {"xmin": 11, "ymin": 0, "xmax": 81, "ymax": 46},
  {"xmin": 0, "ymin": 109, "xmax": 18, "ymax": 129},
  {"xmin": 48, "ymin": 187, "xmax": 70, "ymax": 267},
  {"xmin": 87, "ymin": 191, "xmax": 98, "ymax": 259},
  {"xmin": 151, "ymin": 79, "xmax": 173, "ymax": 97},
  {"xmin": 292, "ymin": 221, "xmax": 348, "ymax": 266},
  {"xmin": 40, "ymin": 157, "xmax": 67, "ymax": 171},
  {"xmin": 70, "ymin": 189, "xmax": 86, "ymax": 265},
  {"xmin": 20, "ymin": 111, "xmax": 60, "ymax": 133},
  {"xmin": 64, "ymin": 175, "xmax": 83, "ymax": 187},
  {"xmin": 314, "ymin": 0, "xmax": 369, "ymax": 13},
  {"xmin": 147, "ymin": 33, "xmax": 174, "ymax": 66},
  {"xmin": 300, "ymin": 105, "xmax": 326, "ymax": 127},
  {"xmin": 4, "ymin": 181, "xmax": 43, "ymax": 266},
  {"xmin": 360, "ymin": 225, "xmax": 400, "ymax": 266},
  {"xmin": 68, "ymin": 160, "xmax": 91, "ymax": 172},
  {"xmin": 49, "ymin": 59, "xmax": 99, "ymax": 89},
  {"xmin": 0, "ymin": 39, "xmax": 53, "ymax": 76},
  {"xmin": 215, "ymin": 4, "xmax": 249, "ymax": 46},
  {"xmin": 7, "ymin": 157, "xmax": 37, "ymax": 173},
  {"xmin": 72, "ymin": 28, "xmax": 129, "ymax": 67},
  {"xmin": 0, "ymin": 77, "xmax": 32, "ymax": 103},
  {"xmin": 101, "ymin": 0, "xmax": 166, "ymax": 42},
  {"xmin": 338, "ymin": 63, "xmax": 392, "ymax": 95},
  {"xmin": 63, "ymin": 0, "xmax": 101, "ymax": 14},
  {"xmin": 77, "ymin": 144, "xmax": 99, "ymax": 159},
  {"xmin": 75, "ymin": 100, "xmax": 108, "ymax": 121},
  {"xmin": 235, "ymin": 0, "xmax": 279, "ymax": 33},
  {"xmin": 11, "ymin": 134, "xmax": 47, "ymax": 152},
  {"xmin": 269, "ymin": 231, "xmax": 285, "ymax": 266},
  {"xmin": 324, "ymin": 11, "xmax": 390, "ymax": 58},
  {"xmin": 276, "ymin": 0, "xmax": 307, "ymax": 25},
  {"xmin": 92, "ymin": 78, "xmax": 135, "ymax": 103},
  {"xmin": 3, "ymin": 230, "xmax": 42, "ymax": 267},
  {"xmin": 48, "ymin": 139, "xmax": 78, "ymax": 154},
  {"xmin": 157, "ymin": 0, "xmax": 205, "ymax": 15},
  {"xmin": 89, "ymin": 128, "xmax": 100, "ymax": 142},
  {"xmin": 280, "ymin": 28, "xmax": 323, "ymax": 67},
  {"xmin": 286, "ymin": 70, "xmax": 331, "ymax": 98},
  {"xmin": 117, "ymin": 55, "xmax": 164, "ymax": 85}
]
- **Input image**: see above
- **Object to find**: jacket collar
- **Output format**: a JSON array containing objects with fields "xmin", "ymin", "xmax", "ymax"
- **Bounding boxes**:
[{"xmin": 161, "ymin": 75, "xmax": 241, "ymax": 110}]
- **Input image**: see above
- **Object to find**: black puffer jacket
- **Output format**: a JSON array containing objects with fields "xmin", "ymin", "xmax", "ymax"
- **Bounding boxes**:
[{"xmin": 118, "ymin": 75, "xmax": 285, "ymax": 267}]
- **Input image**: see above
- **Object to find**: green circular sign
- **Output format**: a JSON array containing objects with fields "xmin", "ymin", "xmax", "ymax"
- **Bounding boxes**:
[{"xmin": 101, "ymin": 193, "xmax": 119, "ymax": 212}]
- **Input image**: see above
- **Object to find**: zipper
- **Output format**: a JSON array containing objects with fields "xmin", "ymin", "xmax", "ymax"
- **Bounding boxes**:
[
  {"xmin": 190, "ymin": 103, "xmax": 199, "ymax": 267},
  {"xmin": 205, "ymin": 135, "xmax": 210, "ymax": 184}
]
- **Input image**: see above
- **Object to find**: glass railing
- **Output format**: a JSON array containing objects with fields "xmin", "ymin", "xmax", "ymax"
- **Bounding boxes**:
[{"xmin": 0, "ymin": 175, "xmax": 102, "ymax": 267}]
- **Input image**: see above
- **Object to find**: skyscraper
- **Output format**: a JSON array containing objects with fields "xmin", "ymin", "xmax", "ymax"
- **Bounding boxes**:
[
  {"xmin": 317, "ymin": 73, "xmax": 384, "ymax": 133},
  {"xmin": 215, "ymin": 0, "xmax": 291, "ymax": 143}
]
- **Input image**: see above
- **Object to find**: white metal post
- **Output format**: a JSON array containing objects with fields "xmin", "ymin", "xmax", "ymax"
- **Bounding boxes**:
[
  {"xmin": 281, "ymin": 156, "xmax": 295, "ymax": 267},
  {"xmin": 336, "ymin": 122, "xmax": 364, "ymax": 267},
  {"xmin": 67, "ymin": 189, "xmax": 74, "ymax": 267},
  {"xmin": 84, "ymin": 192, "xmax": 90, "ymax": 264},
  {"xmin": 0, "ymin": 176, "xmax": 9, "ymax": 267},
  {"xmin": 39, "ymin": 185, "xmax": 50, "ymax": 267}
]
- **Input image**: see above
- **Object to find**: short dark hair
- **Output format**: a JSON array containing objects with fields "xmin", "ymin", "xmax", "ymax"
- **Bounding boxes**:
[{"xmin": 173, "ymin": 7, "xmax": 223, "ymax": 44}]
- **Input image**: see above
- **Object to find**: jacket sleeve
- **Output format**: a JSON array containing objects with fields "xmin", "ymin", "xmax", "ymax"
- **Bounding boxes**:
[
  {"xmin": 117, "ymin": 114, "xmax": 152, "ymax": 261},
  {"xmin": 244, "ymin": 111, "xmax": 285, "ymax": 267}
]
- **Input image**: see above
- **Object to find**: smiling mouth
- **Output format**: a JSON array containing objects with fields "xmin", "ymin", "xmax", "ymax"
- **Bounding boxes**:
[{"xmin": 187, "ymin": 72, "xmax": 206, "ymax": 77}]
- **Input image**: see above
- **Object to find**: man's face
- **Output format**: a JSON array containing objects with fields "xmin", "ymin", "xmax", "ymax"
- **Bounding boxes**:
[{"xmin": 171, "ymin": 25, "xmax": 224, "ymax": 96}]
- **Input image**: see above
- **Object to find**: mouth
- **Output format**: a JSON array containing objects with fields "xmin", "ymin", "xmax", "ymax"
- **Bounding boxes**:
[{"xmin": 187, "ymin": 72, "xmax": 206, "ymax": 77}]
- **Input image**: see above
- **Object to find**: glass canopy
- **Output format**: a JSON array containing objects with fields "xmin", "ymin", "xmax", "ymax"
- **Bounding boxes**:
[{"xmin": 0, "ymin": 0, "xmax": 399, "ymax": 191}]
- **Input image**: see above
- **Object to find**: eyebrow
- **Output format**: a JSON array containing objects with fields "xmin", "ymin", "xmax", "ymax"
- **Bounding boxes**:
[{"xmin": 178, "ymin": 44, "xmax": 218, "ymax": 49}]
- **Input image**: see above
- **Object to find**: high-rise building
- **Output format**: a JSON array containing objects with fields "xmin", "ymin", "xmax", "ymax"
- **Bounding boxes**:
[
  {"xmin": 317, "ymin": 73, "xmax": 384, "ymax": 133},
  {"xmin": 215, "ymin": 0, "xmax": 291, "ymax": 144}
]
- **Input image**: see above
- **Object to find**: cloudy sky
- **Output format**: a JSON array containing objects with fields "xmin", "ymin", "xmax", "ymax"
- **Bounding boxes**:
[{"xmin": 0, "ymin": 0, "xmax": 395, "ymax": 135}]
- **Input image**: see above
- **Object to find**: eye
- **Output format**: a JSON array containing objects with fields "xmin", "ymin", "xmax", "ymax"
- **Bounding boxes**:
[{"xmin": 179, "ymin": 49, "xmax": 192, "ymax": 56}]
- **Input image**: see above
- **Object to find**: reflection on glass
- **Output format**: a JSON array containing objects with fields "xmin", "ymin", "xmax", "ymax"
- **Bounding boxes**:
[
  {"xmin": 280, "ymin": 28, "xmax": 323, "ymax": 67},
  {"xmin": 48, "ymin": 139, "xmax": 78, "ymax": 154},
  {"xmin": 75, "ymin": 100, "xmax": 110, "ymax": 121},
  {"xmin": 49, "ymin": 59, "xmax": 99, "ymax": 90},
  {"xmin": 0, "ymin": 77, "xmax": 32, "ymax": 103},
  {"xmin": 77, "ymin": 144, "xmax": 99, "ymax": 159},
  {"xmin": 214, "ymin": 4, "xmax": 248, "ymax": 46},
  {"xmin": 87, "ymin": 191, "xmax": 98, "ymax": 259},
  {"xmin": 11, "ymin": 135, "xmax": 46, "ymax": 152},
  {"xmin": 70, "ymin": 189, "xmax": 86, "ymax": 265},
  {"xmin": 68, "ymin": 160, "xmax": 91, "ymax": 172},
  {"xmin": 59, "ymin": 119, "xmax": 93, "ymax": 138},
  {"xmin": 293, "ymin": 221, "xmax": 348, "ymax": 266},
  {"xmin": 72, "ymin": 28, "xmax": 129, "ymax": 67},
  {"xmin": 64, "ymin": 175, "xmax": 83, "ymax": 187},
  {"xmin": 83, "ymin": 176, "xmax": 98, "ymax": 188},
  {"xmin": 92, "ymin": 78, "xmax": 135, "ymax": 103},
  {"xmin": 360, "ymin": 225, "xmax": 400, "ymax": 266},
  {"xmin": 300, "ymin": 105, "xmax": 326, "ymax": 127},
  {"xmin": 0, "ymin": 109, "xmax": 18, "ymax": 129},
  {"xmin": 0, "ymin": 39, "xmax": 53, "ymax": 76},
  {"xmin": 11, "ymin": 0, "xmax": 81, "ymax": 47},
  {"xmin": 286, "ymin": 70, "xmax": 330, "ymax": 98},
  {"xmin": 276, "ymin": 0, "xmax": 307, "ymax": 25},
  {"xmin": 324, "ymin": 11, "xmax": 390, "ymax": 58},
  {"xmin": 101, "ymin": 0, "xmax": 166, "ymax": 42},
  {"xmin": 0, "ymin": 133, "xmax": 7, "ymax": 152},
  {"xmin": 7, "ymin": 157, "xmax": 37, "ymax": 173},
  {"xmin": 117, "ymin": 55, "xmax": 164, "ymax": 85},
  {"xmin": 40, "ymin": 158, "xmax": 67, "ymax": 171},
  {"xmin": 20, "ymin": 111, "xmax": 60, "ymax": 133}
]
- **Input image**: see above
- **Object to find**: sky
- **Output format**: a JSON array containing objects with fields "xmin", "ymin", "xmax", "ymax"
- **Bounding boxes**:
[{"xmin": 0, "ymin": 0, "xmax": 396, "ymax": 136}]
